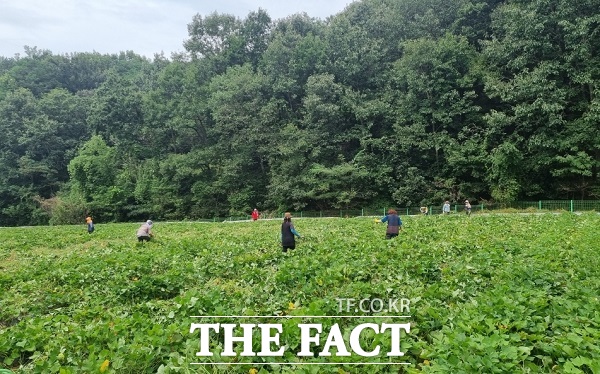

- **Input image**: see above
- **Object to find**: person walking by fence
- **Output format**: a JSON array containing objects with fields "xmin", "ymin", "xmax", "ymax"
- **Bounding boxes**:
[
  {"xmin": 442, "ymin": 201, "xmax": 451, "ymax": 215},
  {"xmin": 464, "ymin": 200, "xmax": 472, "ymax": 215},
  {"xmin": 252, "ymin": 208, "xmax": 259, "ymax": 221},
  {"xmin": 420, "ymin": 206, "xmax": 428, "ymax": 215},
  {"xmin": 281, "ymin": 212, "xmax": 301, "ymax": 253},
  {"xmin": 381, "ymin": 209, "xmax": 403, "ymax": 239}
]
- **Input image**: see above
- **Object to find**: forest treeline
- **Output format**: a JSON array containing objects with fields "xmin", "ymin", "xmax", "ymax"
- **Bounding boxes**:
[{"xmin": 0, "ymin": 0, "xmax": 598, "ymax": 226}]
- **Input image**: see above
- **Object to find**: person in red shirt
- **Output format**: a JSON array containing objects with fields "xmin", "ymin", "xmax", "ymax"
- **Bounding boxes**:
[{"xmin": 251, "ymin": 208, "xmax": 259, "ymax": 221}]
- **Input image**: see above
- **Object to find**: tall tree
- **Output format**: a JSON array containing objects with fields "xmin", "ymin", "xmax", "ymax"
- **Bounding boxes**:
[
  {"xmin": 259, "ymin": 14, "xmax": 326, "ymax": 115},
  {"xmin": 67, "ymin": 135, "xmax": 123, "ymax": 221},
  {"xmin": 185, "ymin": 12, "xmax": 240, "ymax": 57},
  {"xmin": 87, "ymin": 71, "xmax": 146, "ymax": 156},
  {"xmin": 206, "ymin": 64, "xmax": 274, "ymax": 214},
  {"xmin": 387, "ymin": 34, "xmax": 483, "ymax": 203},
  {"xmin": 482, "ymin": 0, "xmax": 600, "ymax": 199}
]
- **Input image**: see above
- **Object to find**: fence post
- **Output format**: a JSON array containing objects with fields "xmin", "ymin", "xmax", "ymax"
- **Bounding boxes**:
[
  {"xmin": 481, "ymin": 204, "xmax": 484, "ymax": 212},
  {"xmin": 570, "ymin": 200, "xmax": 573, "ymax": 213},
  {"xmin": 320, "ymin": 211, "xmax": 322, "ymax": 218},
  {"xmin": 406, "ymin": 208, "xmax": 409, "ymax": 215},
  {"xmin": 539, "ymin": 201, "xmax": 542, "ymax": 210},
  {"xmin": 361, "ymin": 208, "xmax": 364, "ymax": 217}
]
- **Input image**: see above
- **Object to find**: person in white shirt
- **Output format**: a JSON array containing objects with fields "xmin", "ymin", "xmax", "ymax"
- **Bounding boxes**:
[{"xmin": 442, "ymin": 201, "xmax": 451, "ymax": 215}]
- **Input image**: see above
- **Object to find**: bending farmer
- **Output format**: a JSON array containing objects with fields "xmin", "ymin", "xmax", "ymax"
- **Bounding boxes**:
[
  {"xmin": 137, "ymin": 220, "xmax": 154, "ymax": 242},
  {"xmin": 381, "ymin": 209, "xmax": 403, "ymax": 239}
]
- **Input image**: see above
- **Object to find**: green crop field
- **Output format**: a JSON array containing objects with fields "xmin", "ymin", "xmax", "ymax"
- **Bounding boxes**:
[{"xmin": 1, "ymin": 214, "xmax": 599, "ymax": 374}]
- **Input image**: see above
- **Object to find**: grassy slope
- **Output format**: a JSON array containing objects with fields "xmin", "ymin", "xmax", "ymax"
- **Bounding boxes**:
[{"xmin": 0, "ymin": 214, "xmax": 599, "ymax": 373}]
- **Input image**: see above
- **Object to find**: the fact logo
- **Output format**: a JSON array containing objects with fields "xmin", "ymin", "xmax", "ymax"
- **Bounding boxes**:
[
  {"xmin": 189, "ymin": 298, "xmax": 412, "ymax": 361},
  {"xmin": 190, "ymin": 322, "xmax": 411, "ymax": 358}
]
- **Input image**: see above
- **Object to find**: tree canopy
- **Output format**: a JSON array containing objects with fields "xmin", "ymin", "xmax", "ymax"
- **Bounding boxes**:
[{"xmin": 0, "ymin": 0, "xmax": 598, "ymax": 225}]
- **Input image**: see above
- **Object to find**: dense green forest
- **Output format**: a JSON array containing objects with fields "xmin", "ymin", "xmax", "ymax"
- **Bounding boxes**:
[{"xmin": 0, "ymin": 0, "xmax": 598, "ymax": 226}]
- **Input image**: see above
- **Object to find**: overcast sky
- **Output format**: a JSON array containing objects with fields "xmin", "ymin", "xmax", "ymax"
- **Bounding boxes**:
[{"xmin": 0, "ymin": 0, "xmax": 355, "ymax": 59}]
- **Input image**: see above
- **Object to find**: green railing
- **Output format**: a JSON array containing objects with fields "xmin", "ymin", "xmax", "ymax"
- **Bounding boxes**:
[{"xmin": 219, "ymin": 200, "xmax": 600, "ymax": 221}]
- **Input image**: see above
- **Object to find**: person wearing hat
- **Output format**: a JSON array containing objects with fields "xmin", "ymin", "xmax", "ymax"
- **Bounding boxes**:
[
  {"xmin": 442, "ymin": 201, "xmax": 451, "ymax": 215},
  {"xmin": 281, "ymin": 212, "xmax": 301, "ymax": 253},
  {"xmin": 381, "ymin": 209, "xmax": 403, "ymax": 239},
  {"xmin": 85, "ymin": 215, "xmax": 95, "ymax": 234},
  {"xmin": 464, "ymin": 200, "xmax": 472, "ymax": 215},
  {"xmin": 137, "ymin": 220, "xmax": 154, "ymax": 242},
  {"xmin": 251, "ymin": 208, "xmax": 260, "ymax": 221}
]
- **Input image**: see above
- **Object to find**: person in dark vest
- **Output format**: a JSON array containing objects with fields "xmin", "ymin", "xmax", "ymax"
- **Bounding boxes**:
[
  {"xmin": 381, "ymin": 209, "xmax": 403, "ymax": 239},
  {"xmin": 281, "ymin": 212, "xmax": 301, "ymax": 253},
  {"xmin": 85, "ymin": 215, "xmax": 94, "ymax": 234}
]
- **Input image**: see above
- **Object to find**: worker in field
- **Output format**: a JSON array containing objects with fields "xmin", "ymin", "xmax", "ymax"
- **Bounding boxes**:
[
  {"xmin": 465, "ymin": 200, "xmax": 472, "ymax": 215},
  {"xmin": 136, "ymin": 220, "xmax": 154, "ymax": 242},
  {"xmin": 381, "ymin": 209, "xmax": 403, "ymax": 239},
  {"xmin": 252, "ymin": 208, "xmax": 259, "ymax": 221},
  {"xmin": 442, "ymin": 201, "xmax": 451, "ymax": 215},
  {"xmin": 86, "ymin": 215, "xmax": 94, "ymax": 234},
  {"xmin": 281, "ymin": 212, "xmax": 301, "ymax": 253}
]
